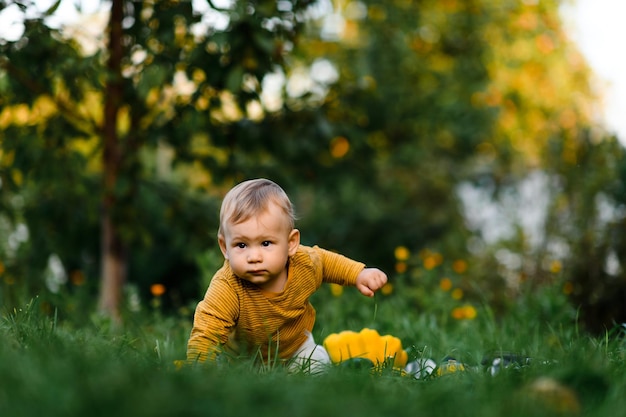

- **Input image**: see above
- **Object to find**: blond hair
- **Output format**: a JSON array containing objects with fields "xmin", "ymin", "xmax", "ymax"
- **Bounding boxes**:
[{"xmin": 218, "ymin": 178, "xmax": 296, "ymax": 237}]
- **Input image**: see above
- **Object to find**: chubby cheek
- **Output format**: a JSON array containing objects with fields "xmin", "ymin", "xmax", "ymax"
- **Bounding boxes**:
[
  {"xmin": 227, "ymin": 251, "xmax": 243, "ymax": 265},
  {"xmin": 228, "ymin": 258, "xmax": 247, "ymax": 276}
]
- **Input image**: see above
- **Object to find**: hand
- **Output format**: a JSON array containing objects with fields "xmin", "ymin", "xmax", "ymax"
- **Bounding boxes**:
[{"xmin": 355, "ymin": 268, "xmax": 388, "ymax": 297}]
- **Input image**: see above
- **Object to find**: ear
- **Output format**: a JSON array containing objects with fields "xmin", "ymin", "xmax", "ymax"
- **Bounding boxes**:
[
  {"xmin": 287, "ymin": 228, "xmax": 300, "ymax": 257},
  {"xmin": 218, "ymin": 234, "xmax": 229, "ymax": 259}
]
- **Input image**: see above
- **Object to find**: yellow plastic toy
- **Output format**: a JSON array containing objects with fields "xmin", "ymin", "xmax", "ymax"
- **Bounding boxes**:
[
  {"xmin": 435, "ymin": 358, "xmax": 465, "ymax": 376},
  {"xmin": 323, "ymin": 328, "xmax": 408, "ymax": 369}
]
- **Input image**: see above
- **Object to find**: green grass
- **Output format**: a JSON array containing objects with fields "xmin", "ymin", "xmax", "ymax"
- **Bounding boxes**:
[{"xmin": 1, "ymin": 294, "xmax": 624, "ymax": 417}]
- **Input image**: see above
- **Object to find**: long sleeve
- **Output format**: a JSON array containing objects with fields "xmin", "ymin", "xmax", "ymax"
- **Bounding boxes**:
[
  {"xmin": 305, "ymin": 245, "xmax": 365, "ymax": 286},
  {"xmin": 187, "ymin": 265, "xmax": 239, "ymax": 362}
]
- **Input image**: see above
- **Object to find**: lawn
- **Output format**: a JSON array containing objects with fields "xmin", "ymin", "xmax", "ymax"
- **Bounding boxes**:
[{"xmin": 1, "ymin": 290, "xmax": 624, "ymax": 417}]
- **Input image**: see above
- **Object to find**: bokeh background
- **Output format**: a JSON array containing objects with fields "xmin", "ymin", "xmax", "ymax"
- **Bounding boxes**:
[{"xmin": 1, "ymin": 0, "xmax": 625, "ymax": 335}]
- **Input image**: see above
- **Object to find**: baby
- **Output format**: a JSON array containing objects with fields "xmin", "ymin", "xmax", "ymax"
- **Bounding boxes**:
[{"xmin": 187, "ymin": 178, "xmax": 387, "ymax": 371}]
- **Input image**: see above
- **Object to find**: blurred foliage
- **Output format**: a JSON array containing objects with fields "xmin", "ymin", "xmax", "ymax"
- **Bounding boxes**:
[
  {"xmin": 1, "ymin": 0, "xmax": 625, "ymax": 332},
  {"xmin": 0, "ymin": 0, "xmax": 314, "ymax": 312}
]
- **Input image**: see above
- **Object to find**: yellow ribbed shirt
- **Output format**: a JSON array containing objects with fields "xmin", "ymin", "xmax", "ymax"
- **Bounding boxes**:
[{"xmin": 187, "ymin": 245, "xmax": 365, "ymax": 362}]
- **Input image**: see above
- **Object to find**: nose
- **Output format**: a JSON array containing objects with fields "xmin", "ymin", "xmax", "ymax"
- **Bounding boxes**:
[{"xmin": 247, "ymin": 248, "xmax": 262, "ymax": 263}]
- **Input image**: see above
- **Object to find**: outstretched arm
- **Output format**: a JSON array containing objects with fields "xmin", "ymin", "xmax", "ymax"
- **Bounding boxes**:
[
  {"xmin": 355, "ymin": 268, "xmax": 388, "ymax": 297},
  {"xmin": 187, "ymin": 275, "xmax": 238, "ymax": 363}
]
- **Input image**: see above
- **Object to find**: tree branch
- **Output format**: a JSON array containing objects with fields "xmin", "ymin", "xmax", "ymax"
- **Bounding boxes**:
[{"xmin": 206, "ymin": 0, "xmax": 231, "ymax": 13}]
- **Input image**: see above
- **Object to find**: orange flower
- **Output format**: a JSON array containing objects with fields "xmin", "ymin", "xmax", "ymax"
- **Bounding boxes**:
[
  {"xmin": 423, "ymin": 252, "xmax": 443, "ymax": 270},
  {"xmin": 70, "ymin": 270, "xmax": 85, "ymax": 286},
  {"xmin": 452, "ymin": 259, "xmax": 468, "ymax": 274},
  {"xmin": 562, "ymin": 282, "xmax": 574, "ymax": 295},
  {"xmin": 439, "ymin": 277, "xmax": 452, "ymax": 291},
  {"xmin": 150, "ymin": 283, "xmax": 166, "ymax": 297},
  {"xmin": 451, "ymin": 307, "xmax": 465, "ymax": 320},
  {"xmin": 395, "ymin": 262, "xmax": 407, "ymax": 273},
  {"xmin": 330, "ymin": 136, "xmax": 350, "ymax": 158}
]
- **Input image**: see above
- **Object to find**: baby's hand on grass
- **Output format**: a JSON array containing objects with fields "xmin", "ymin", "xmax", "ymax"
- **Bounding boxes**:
[{"xmin": 355, "ymin": 268, "xmax": 387, "ymax": 297}]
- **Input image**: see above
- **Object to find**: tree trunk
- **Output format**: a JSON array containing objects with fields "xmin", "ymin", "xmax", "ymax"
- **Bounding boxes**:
[
  {"xmin": 99, "ymin": 214, "xmax": 126, "ymax": 320},
  {"xmin": 98, "ymin": 0, "xmax": 125, "ymax": 321}
]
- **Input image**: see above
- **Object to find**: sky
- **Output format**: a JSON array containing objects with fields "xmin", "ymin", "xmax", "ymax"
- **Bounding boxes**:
[
  {"xmin": 0, "ymin": 0, "xmax": 624, "ymax": 143},
  {"xmin": 561, "ymin": 0, "xmax": 626, "ymax": 144}
]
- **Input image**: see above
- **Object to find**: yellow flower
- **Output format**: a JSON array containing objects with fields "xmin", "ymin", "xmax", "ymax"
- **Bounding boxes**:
[
  {"xmin": 451, "ymin": 288, "xmax": 464, "ymax": 300},
  {"xmin": 451, "ymin": 305, "xmax": 477, "ymax": 320},
  {"xmin": 329, "ymin": 283, "xmax": 344, "ymax": 297},
  {"xmin": 439, "ymin": 277, "xmax": 452, "ymax": 291},
  {"xmin": 462, "ymin": 305, "xmax": 477, "ymax": 319},
  {"xmin": 550, "ymin": 260, "xmax": 562, "ymax": 274},
  {"xmin": 381, "ymin": 283, "xmax": 394, "ymax": 296},
  {"xmin": 394, "ymin": 246, "xmax": 410, "ymax": 261},
  {"xmin": 150, "ymin": 283, "xmax": 166, "ymax": 297},
  {"xmin": 11, "ymin": 169, "xmax": 23, "ymax": 186}
]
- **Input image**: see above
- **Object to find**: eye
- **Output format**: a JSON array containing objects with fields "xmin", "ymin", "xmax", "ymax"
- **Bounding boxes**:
[
  {"xmin": 236, "ymin": 242, "xmax": 246, "ymax": 249},
  {"xmin": 261, "ymin": 241, "xmax": 272, "ymax": 247}
]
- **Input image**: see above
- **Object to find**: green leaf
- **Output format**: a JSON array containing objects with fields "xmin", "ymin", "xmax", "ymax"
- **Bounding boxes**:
[
  {"xmin": 44, "ymin": 0, "xmax": 62, "ymax": 16},
  {"xmin": 253, "ymin": 31, "xmax": 275, "ymax": 55},
  {"xmin": 136, "ymin": 65, "xmax": 169, "ymax": 100},
  {"xmin": 225, "ymin": 65, "xmax": 244, "ymax": 93}
]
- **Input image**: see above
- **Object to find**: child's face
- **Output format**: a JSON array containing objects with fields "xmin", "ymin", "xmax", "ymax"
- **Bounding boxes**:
[{"xmin": 218, "ymin": 202, "xmax": 300, "ymax": 293}]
